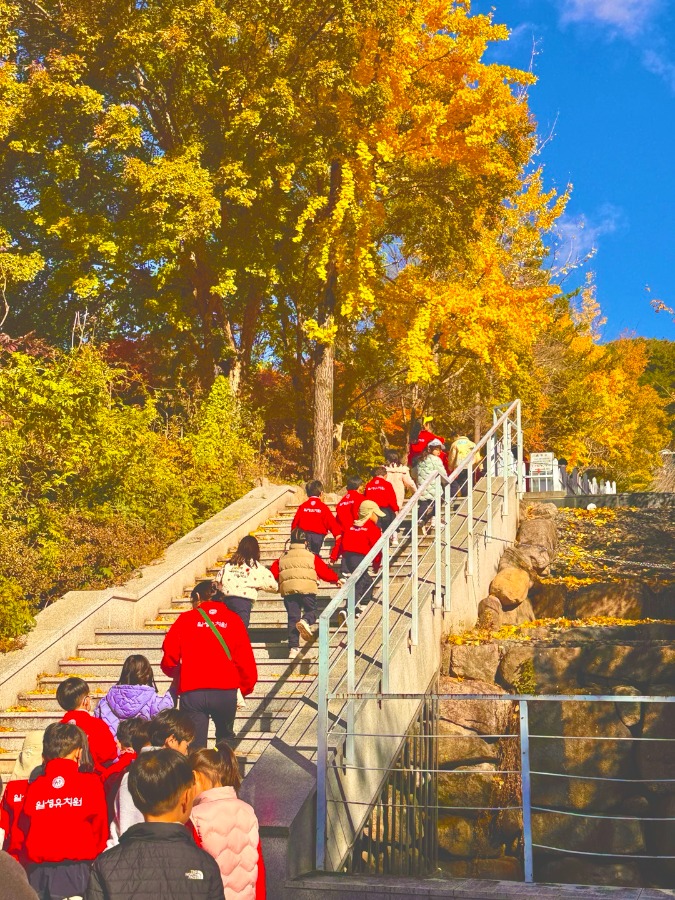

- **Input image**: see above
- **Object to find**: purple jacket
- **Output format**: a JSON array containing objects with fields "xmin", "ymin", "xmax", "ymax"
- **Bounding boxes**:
[{"xmin": 95, "ymin": 684, "xmax": 174, "ymax": 735}]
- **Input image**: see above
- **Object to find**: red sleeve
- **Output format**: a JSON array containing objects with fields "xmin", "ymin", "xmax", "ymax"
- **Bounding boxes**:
[
  {"xmin": 89, "ymin": 776, "xmax": 110, "ymax": 853},
  {"xmin": 268, "ymin": 559, "xmax": 280, "ymax": 580},
  {"xmin": 98, "ymin": 719, "xmax": 118, "ymax": 767},
  {"xmin": 314, "ymin": 555, "xmax": 339, "ymax": 584},
  {"xmin": 323, "ymin": 506, "xmax": 342, "ymax": 538},
  {"xmin": 256, "ymin": 838, "xmax": 266, "ymax": 900},
  {"xmin": 230, "ymin": 616, "xmax": 258, "ymax": 697},
  {"xmin": 161, "ymin": 617, "xmax": 183, "ymax": 679},
  {"xmin": 353, "ymin": 494, "xmax": 364, "ymax": 516},
  {"xmin": 0, "ymin": 790, "xmax": 11, "ymax": 847},
  {"xmin": 387, "ymin": 482, "xmax": 399, "ymax": 512}
]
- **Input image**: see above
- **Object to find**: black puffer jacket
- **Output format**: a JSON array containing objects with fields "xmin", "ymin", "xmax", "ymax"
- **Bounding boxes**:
[{"xmin": 85, "ymin": 822, "xmax": 224, "ymax": 900}]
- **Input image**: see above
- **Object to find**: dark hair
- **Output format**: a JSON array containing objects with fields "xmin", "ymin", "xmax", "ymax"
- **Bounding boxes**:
[
  {"xmin": 372, "ymin": 465, "xmax": 387, "ymax": 477},
  {"xmin": 409, "ymin": 417, "xmax": 422, "ymax": 444},
  {"xmin": 128, "ymin": 749, "xmax": 194, "ymax": 816},
  {"xmin": 118, "ymin": 717, "xmax": 152, "ymax": 753},
  {"xmin": 43, "ymin": 722, "xmax": 85, "ymax": 761},
  {"xmin": 117, "ymin": 655, "xmax": 156, "ymax": 689},
  {"xmin": 385, "ymin": 450, "xmax": 400, "ymax": 465},
  {"xmin": 149, "ymin": 709, "xmax": 196, "ymax": 748},
  {"xmin": 229, "ymin": 535, "xmax": 261, "ymax": 568},
  {"xmin": 306, "ymin": 480, "xmax": 323, "ymax": 497},
  {"xmin": 346, "ymin": 477, "xmax": 362, "ymax": 492},
  {"xmin": 290, "ymin": 527, "xmax": 307, "ymax": 545},
  {"xmin": 190, "ymin": 580, "xmax": 216, "ymax": 606},
  {"xmin": 190, "ymin": 741, "xmax": 241, "ymax": 792},
  {"xmin": 55, "ymin": 677, "xmax": 89, "ymax": 712}
]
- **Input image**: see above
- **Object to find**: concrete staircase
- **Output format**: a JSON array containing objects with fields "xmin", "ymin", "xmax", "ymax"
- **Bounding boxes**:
[{"xmin": 0, "ymin": 498, "xmax": 343, "ymax": 777}]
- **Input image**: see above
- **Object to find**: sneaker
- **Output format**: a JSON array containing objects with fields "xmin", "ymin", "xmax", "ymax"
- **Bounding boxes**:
[
  {"xmin": 236, "ymin": 688, "xmax": 248, "ymax": 710},
  {"xmin": 296, "ymin": 618, "xmax": 315, "ymax": 642},
  {"xmin": 338, "ymin": 610, "xmax": 348, "ymax": 627},
  {"xmin": 289, "ymin": 647, "xmax": 300, "ymax": 660},
  {"xmin": 391, "ymin": 532, "xmax": 399, "ymax": 548}
]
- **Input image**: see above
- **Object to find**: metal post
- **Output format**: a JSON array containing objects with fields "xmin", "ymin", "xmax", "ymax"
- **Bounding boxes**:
[
  {"xmin": 466, "ymin": 460, "xmax": 474, "ymax": 577},
  {"xmin": 381, "ymin": 539, "xmax": 390, "ymax": 692},
  {"xmin": 502, "ymin": 418, "xmax": 510, "ymax": 519},
  {"xmin": 434, "ymin": 476, "xmax": 442, "ymax": 608},
  {"xmin": 411, "ymin": 499, "xmax": 419, "ymax": 645},
  {"xmin": 346, "ymin": 582, "xmax": 356, "ymax": 763},
  {"xmin": 486, "ymin": 433, "xmax": 493, "ymax": 542},
  {"xmin": 316, "ymin": 616, "xmax": 330, "ymax": 870},
  {"xmin": 516, "ymin": 401, "xmax": 524, "ymax": 499},
  {"xmin": 444, "ymin": 481, "xmax": 451, "ymax": 611},
  {"xmin": 519, "ymin": 700, "xmax": 534, "ymax": 883}
]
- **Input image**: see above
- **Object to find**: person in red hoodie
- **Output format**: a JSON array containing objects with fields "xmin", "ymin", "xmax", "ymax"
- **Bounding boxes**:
[
  {"xmin": 364, "ymin": 466, "xmax": 399, "ymax": 535},
  {"xmin": 161, "ymin": 592, "xmax": 258, "ymax": 749},
  {"xmin": 0, "ymin": 731, "xmax": 43, "ymax": 864},
  {"xmin": 18, "ymin": 722, "xmax": 108, "ymax": 899},
  {"xmin": 339, "ymin": 499, "xmax": 385, "ymax": 621},
  {"xmin": 290, "ymin": 480, "xmax": 342, "ymax": 555},
  {"xmin": 330, "ymin": 477, "xmax": 364, "ymax": 562},
  {"xmin": 56, "ymin": 677, "xmax": 118, "ymax": 778}
]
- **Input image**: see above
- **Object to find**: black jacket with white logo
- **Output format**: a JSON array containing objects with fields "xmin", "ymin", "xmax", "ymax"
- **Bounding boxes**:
[{"xmin": 85, "ymin": 822, "xmax": 224, "ymax": 900}]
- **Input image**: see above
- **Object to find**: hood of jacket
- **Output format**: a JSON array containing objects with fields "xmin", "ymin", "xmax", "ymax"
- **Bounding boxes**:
[{"xmin": 106, "ymin": 684, "xmax": 159, "ymax": 718}]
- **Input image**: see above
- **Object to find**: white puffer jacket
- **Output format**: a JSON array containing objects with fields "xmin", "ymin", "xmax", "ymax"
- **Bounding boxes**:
[
  {"xmin": 190, "ymin": 786, "xmax": 260, "ymax": 900},
  {"xmin": 216, "ymin": 561, "xmax": 278, "ymax": 602}
]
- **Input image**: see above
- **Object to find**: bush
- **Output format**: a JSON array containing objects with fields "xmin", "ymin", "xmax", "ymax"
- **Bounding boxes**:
[{"xmin": 0, "ymin": 578, "xmax": 36, "ymax": 652}]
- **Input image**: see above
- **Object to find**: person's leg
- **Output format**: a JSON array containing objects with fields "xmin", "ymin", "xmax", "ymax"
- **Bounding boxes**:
[
  {"xmin": 380, "ymin": 507, "xmax": 395, "ymax": 535},
  {"xmin": 179, "ymin": 690, "xmax": 210, "ymax": 749},
  {"xmin": 284, "ymin": 595, "xmax": 302, "ymax": 649},
  {"xmin": 297, "ymin": 593, "xmax": 318, "ymax": 641},
  {"xmin": 355, "ymin": 569, "xmax": 373, "ymax": 609},
  {"xmin": 207, "ymin": 689, "xmax": 238, "ymax": 744},
  {"xmin": 305, "ymin": 531, "xmax": 324, "ymax": 555},
  {"xmin": 225, "ymin": 595, "xmax": 252, "ymax": 629}
]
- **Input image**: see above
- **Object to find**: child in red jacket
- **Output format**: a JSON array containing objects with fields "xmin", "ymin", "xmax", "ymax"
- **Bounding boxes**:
[
  {"xmin": 339, "ymin": 500, "xmax": 385, "ymax": 621},
  {"xmin": 18, "ymin": 722, "xmax": 108, "ymax": 899},
  {"xmin": 0, "ymin": 730, "xmax": 43, "ymax": 863},
  {"xmin": 330, "ymin": 477, "xmax": 364, "ymax": 562},
  {"xmin": 291, "ymin": 480, "xmax": 342, "ymax": 555},
  {"xmin": 364, "ymin": 467, "xmax": 399, "ymax": 535},
  {"xmin": 56, "ymin": 677, "xmax": 117, "ymax": 777},
  {"xmin": 103, "ymin": 718, "xmax": 150, "ymax": 824}
]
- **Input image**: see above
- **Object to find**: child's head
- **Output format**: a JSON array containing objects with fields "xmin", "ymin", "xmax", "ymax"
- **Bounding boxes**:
[
  {"xmin": 428, "ymin": 439, "xmax": 443, "ymax": 457},
  {"xmin": 11, "ymin": 730, "xmax": 45, "ymax": 781},
  {"xmin": 189, "ymin": 742, "xmax": 241, "ymax": 796},
  {"xmin": 372, "ymin": 466, "xmax": 387, "ymax": 478},
  {"xmin": 230, "ymin": 535, "xmax": 261, "ymax": 567},
  {"xmin": 190, "ymin": 579, "xmax": 216, "ymax": 609},
  {"xmin": 118, "ymin": 717, "xmax": 152, "ymax": 753},
  {"xmin": 306, "ymin": 479, "xmax": 323, "ymax": 498},
  {"xmin": 385, "ymin": 450, "xmax": 400, "ymax": 466},
  {"xmin": 42, "ymin": 722, "xmax": 86, "ymax": 763},
  {"xmin": 346, "ymin": 477, "xmax": 362, "ymax": 492},
  {"xmin": 117, "ymin": 655, "xmax": 156, "ymax": 689},
  {"xmin": 128, "ymin": 748, "xmax": 195, "ymax": 824},
  {"xmin": 290, "ymin": 527, "xmax": 307, "ymax": 546},
  {"xmin": 55, "ymin": 676, "xmax": 90, "ymax": 712},
  {"xmin": 355, "ymin": 500, "xmax": 385, "ymax": 527},
  {"xmin": 149, "ymin": 709, "xmax": 196, "ymax": 755}
]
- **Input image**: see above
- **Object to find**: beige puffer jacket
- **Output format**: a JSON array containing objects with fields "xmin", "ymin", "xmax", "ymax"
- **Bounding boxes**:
[{"xmin": 277, "ymin": 542, "xmax": 318, "ymax": 596}]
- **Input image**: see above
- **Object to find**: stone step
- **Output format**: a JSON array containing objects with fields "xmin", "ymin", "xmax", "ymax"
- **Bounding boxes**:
[
  {"xmin": 42, "ymin": 669, "xmax": 317, "ymax": 690},
  {"xmin": 73, "ymin": 642, "xmax": 293, "ymax": 662},
  {"xmin": 93, "ymin": 627, "xmax": 297, "ymax": 647},
  {"xmin": 0, "ymin": 706, "xmax": 292, "ymax": 729}
]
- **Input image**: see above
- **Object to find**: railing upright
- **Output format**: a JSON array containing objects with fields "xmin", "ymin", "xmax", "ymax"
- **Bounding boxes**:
[
  {"xmin": 346, "ymin": 581, "xmax": 356, "ymax": 764},
  {"xmin": 316, "ymin": 616, "xmax": 330, "ymax": 870},
  {"xmin": 411, "ymin": 499, "xmax": 419, "ymax": 645},
  {"xmin": 502, "ymin": 417, "xmax": 510, "ymax": 518},
  {"xmin": 516, "ymin": 401, "xmax": 524, "ymax": 498},
  {"xmin": 466, "ymin": 460, "xmax": 474, "ymax": 577},
  {"xmin": 434, "ymin": 476, "xmax": 442, "ymax": 608},
  {"xmin": 443, "ymin": 481, "xmax": 451, "ymax": 611},
  {"xmin": 519, "ymin": 700, "xmax": 534, "ymax": 883},
  {"xmin": 381, "ymin": 540, "xmax": 390, "ymax": 692}
]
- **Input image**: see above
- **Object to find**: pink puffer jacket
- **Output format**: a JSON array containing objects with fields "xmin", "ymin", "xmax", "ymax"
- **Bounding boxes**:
[{"xmin": 190, "ymin": 786, "xmax": 260, "ymax": 900}]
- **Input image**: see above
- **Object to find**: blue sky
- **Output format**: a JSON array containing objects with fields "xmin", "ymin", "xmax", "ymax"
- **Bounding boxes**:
[{"xmin": 472, "ymin": 0, "xmax": 675, "ymax": 341}]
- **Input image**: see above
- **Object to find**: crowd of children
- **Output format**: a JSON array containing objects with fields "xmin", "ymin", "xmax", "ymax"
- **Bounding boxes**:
[{"xmin": 0, "ymin": 424, "xmax": 477, "ymax": 900}]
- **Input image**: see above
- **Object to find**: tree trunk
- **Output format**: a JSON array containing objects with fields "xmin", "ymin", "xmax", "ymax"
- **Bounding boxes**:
[
  {"xmin": 474, "ymin": 391, "xmax": 482, "ymax": 443},
  {"xmin": 313, "ymin": 340, "xmax": 335, "ymax": 487}
]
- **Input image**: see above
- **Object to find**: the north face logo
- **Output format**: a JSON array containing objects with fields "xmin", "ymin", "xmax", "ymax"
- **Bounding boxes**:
[{"xmin": 185, "ymin": 870, "xmax": 204, "ymax": 880}]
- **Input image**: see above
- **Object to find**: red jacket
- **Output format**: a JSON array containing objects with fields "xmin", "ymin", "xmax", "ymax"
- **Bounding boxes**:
[
  {"xmin": 364, "ymin": 477, "xmax": 399, "ymax": 513},
  {"xmin": 269, "ymin": 554, "xmax": 339, "ymax": 585},
  {"xmin": 19, "ymin": 758, "xmax": 109, "ymax": 864},
  {"xmin": 341, "ymin": 519, "xmax": 382, "ymax": 570},
  {"xmin": 161, "ymin": 602, "xmax": 258, "ymax": 696},
  {"xmin": 1, "ymin": 778, "xmax": 28, "ymax": 861},
  {"xmin": 291, "ymin": 498, "xmax": 341, "ymax": 537},
  {"xmin": 62, "ymin": 709, "xmax": 117, "ymax": 776},
  {"xmin": 408, "ymin": 429, "xmax": 444, "ymax": 465},
  {"xmin": 102, "ymin": 750, "xmax": 136, "ymax": 822},
  {"xmin": 335, "ymin": 490, "xmax": 364, "ymax": 530}
]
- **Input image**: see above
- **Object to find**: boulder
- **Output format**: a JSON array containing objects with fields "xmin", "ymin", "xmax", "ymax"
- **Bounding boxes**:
[
  {"xmin": 438, "ymin": 856, "xmax": 522, "ymax": 881},
  {"xmin": 582, "ymin": 645, "xmax": 675, "ymax": 687},
  {"xmin": 517, "ymin": 517, "xmax": 558, "ymax": 560},
  {"xmin": 437, "ymin": 762, "xmax": 499, "ymax": 816},
  {"xmin": 536, "ymin": 856, "xmax": 642, "ymax": 887},
  {"xmin": 522, "ymin": 501, "xmax": 558, "ymax": 520},
  {"xmin": 529, "ymin": 581, "xmax": 566, "ymax": 618},
  {"xmin": 532, "ymin": 809, "xmax": 646, "ymax": 856},
  {"xmin": 437, "ymin": 720, "xmax": 501, "ymax": 767},
  {"xmin": 646, "ymin": 795, "xmax": 675, "ymax": 885},
  {"xmin": 612, "ymin": 685, "xmax": 643, "ymax": 729},
  {"xmin": 565, "ymin": 581, "xmax": 661, "ymax": 620},
  {"xmin": 498, "ymin": 545, "xmax": 537, "ymax": 577},
  {"xmin": 439, "ymin": 676, "xmax": 513, "ymax": 736},
  {"xmin": 637, "ymin": 691, "xmax": 675, "ymax": 794},
  {"xmin": 500, "ymin": 598, "xmax": 536, "ymax": 626},
  {"xmin": 515, "ymin": 543, "xmax": 553, "ymax": 575},
  {"xmin": 489, "ymin": 567, "xmax": 531, "ymax": 609},
  {"xmin": 448, "ymin": 643, "xmax": 500, "ymax": 683},
  {"xmin": 498, "ymin": 645, "xmax": 582, "ymax": 693},
  {"xmin": 437, "ymin": 813, "xmax": 504, "ymax": 858},
  {"xmin": 477, "ymin": 596, "xmax": 502, "ymax": 630}
]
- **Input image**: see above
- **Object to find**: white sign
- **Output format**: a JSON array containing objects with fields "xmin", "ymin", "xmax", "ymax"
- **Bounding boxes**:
[{"xmin": 530, "ymin": 452, "xmax": 555, "ymax": 477}]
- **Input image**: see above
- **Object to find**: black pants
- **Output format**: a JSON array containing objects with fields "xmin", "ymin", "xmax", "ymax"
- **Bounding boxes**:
[
  {"xmin": 452, "ymin": 469, "xmax": 468, "ymax": 498},
  {"xmin": 29, "ymin": 860, "xmax": 91, "ymax": 900},
  {"xmin": 225, "ymin": 595, "xmax": 252, "ymax": 629},
  {"xmin": 305, "ymin": 531, "xmax": 325, "ymax": 555},
  {"xmin": 342, "ymin": 551, "xmax": 374, "ymax": 607},
  {"xmin": 283, "ymin": 593, "xmax": 317, "ymax": 648},
  {"xmin": 380, "ymin": 507, "xmax": 396, "ymax": 535},
  {"xmin": 180, "ymin": 688, "xmax": 238, "ymax": 749},
  {"xmin": 418, "ymin": 498, "xmax": 435, "ymax": 523}
]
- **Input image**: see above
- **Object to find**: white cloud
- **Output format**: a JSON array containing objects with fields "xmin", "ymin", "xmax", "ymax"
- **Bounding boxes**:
[
  {"xmin": 642, "ymin": 48, "xmax": 675, "ymax": 91},
  {"xmin": 552, "ymin": 204, "xmax": 627, "ymax": 271},
  {"xmin": 558, "ymin": 0, "xmax": 662, "ymax": 37}
]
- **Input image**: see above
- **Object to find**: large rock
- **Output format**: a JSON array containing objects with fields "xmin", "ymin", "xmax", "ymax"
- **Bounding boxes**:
[
  {"xmin": 517, "ymin": 517, "xmax": 558, "ymax": 560},
  {"xmin": 582, "ymin": 645, "xmax": 675, "ymax": 687},
  {"xmin": 437, "ymin": 813, "xmax": 504, "ymax": 858},
  {"xmin": 447, "ymin": 643, "xmax": 500, "ymax": 683},
  {"xmin": 612, "ymin": 685, "xmax": 643, "ymax": 729},
  {"xmin": 489, "ymin": 567, "xmax": 531, "ymax": 609},
  {"xmin": 437, "ymin": 762, "xmax": 499, "ymax": 816},
  {"xmin": 522, "ymin": 502, "xmax": 558, "ymax": 520},
  {"xmin": 638, "ymin": 691, "xmax": 675, "ymax": 794},
  {"xmin": 536, "ymin": 856, "xmax": 642, "ymax": 887},
  {"xmin": 532, "ymin": 809, "xmax": 646, "ymax": 856},
  {"xmin": 514, "ymin": 544, "xmax": 553, "ymax": 575},
  {"xmin": 477, "ymin": 596, "xmax": 502, "ymax": 630},
  {"xmin": 565, "ymin": 581, "xmax": 662, "ymax": 620},
  {"xmin": 439, "ymin": 677, "xmax": 513, "ymax": 736},
  {"xmin": 498, "ymin": 645, "xmax": 582, "ymax": 693},
  {"xmin": 529, "ymin": 701, "xmax": 635, "ymax": 811},
  {"xmin": 500, "ymin": 598, "xmax": 536, "ymax": 626},
  {"xmin": 437, "ymin": 719, "xmax": 500, "ymax": 767},
  {"xmin": 438, "ymin": 856, "xmax": 522, "ymax": 881},
  {"xmin": 646, "ymin": 795, "xmax": 675, "ymax": 885},
  {"xmin": 529, "ymin": 582, "xmax": 566, "ymax": 618}
]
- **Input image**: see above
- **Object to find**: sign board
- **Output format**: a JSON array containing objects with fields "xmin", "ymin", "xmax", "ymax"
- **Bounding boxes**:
[{"xmin": 530, "ymin": 452, "xmax": 555, "ymax": 477}]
